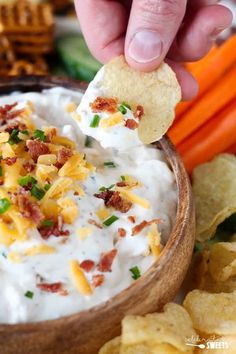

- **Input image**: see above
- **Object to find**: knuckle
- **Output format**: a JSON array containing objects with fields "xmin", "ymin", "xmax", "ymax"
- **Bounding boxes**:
[{"xmin": 138, "ymin": 0, "xmax": 186, "ymax": 20}]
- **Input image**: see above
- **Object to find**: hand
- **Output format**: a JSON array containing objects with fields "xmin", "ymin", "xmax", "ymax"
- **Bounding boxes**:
[{"xmin": 74, "ymin": 0, "xmax": 232, "ymax": 100}]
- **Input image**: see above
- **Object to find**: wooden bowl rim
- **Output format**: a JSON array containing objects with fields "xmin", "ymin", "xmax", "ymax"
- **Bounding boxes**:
[{"xmin": 0, "ymin": 75, "xmax": 193, "ymax": 331}]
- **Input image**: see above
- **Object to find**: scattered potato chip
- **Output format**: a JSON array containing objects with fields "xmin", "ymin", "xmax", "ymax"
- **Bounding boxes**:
[
  {"xmin": 192, "ymin": 154, "xmax": 236, "ymax": 242},
  {"xmin": 209, "ymin": 242, "xmax": 236, "ymax": 282},
  {"xmin": 101, "ymin": 56, "xmax": 181, "ymax": 144},
  {"xmin": 121, "ymin": 343, "xmax": 182, "ymax": 354},
  {"xmin": 121, "ymin": 303, "xmax": 196, "ymax": 353},
  {"xmin": 192, "ymin": 250, "xmax": 236, "ymax": 294},
  {"xmin": 99, "ymin": 336, "xmax": 121, "ymax": 354},
  {"xmin": 183, "ymin": 290, "xmax": 236, "ymax": 335}
]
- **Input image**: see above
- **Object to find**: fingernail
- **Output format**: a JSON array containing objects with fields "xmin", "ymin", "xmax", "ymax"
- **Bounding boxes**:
[
  {"xmin": 210, "ymin": 26, "xmax": 226, "ymax": 40},
  {"xmin": 128, "ymin": 30, "xmax": 163, "ymax": 63}
]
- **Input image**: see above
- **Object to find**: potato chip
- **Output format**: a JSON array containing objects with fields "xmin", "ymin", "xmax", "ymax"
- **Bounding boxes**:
[
  {"xmin": 193, "ymin": 250, "xmax": 236, "ymax": 294},
  {"xmin": 209, "ymin": 242, "xmax": 236, "ymax": 282},
  {"xmin": 121, "ymin": 303, "xmax": 196, "ymax": 353},
  {"xmin": 99, "ymin": 336, "xmax": 121, "ymax": 354},
  {"xmin": 195, "ymin": 336, "xmax": 236, "ymax": 354},
  {"xmin": 121, "ymin": 343, "xmax": 181, "ymax": 354},
  {"xmin": 192, "ymin": 154, "xmax": 236, "ymax": 242},
  {"xmin": 183, "ymin": 290, "xmax": 236, "ymax": 335},
  {"xmin": 101, "ymin": 56, "xmax": 181, "ymax": 144}
]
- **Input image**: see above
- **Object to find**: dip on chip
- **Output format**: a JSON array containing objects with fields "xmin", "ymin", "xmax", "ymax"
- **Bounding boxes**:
[
  {"xmin": 193, "ymin": 154, "xmax": 236, "ymax": 242},
  {"xmin": 77, "ymin": 56, "xmax": 181, "ymax": 150}
]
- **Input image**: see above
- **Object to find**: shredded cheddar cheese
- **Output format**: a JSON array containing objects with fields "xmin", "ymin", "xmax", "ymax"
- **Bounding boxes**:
[
  {"xmin": 96, "ymin": 207, "xmax": 111, "ymax": 221},
  {"xmin": 57, "ymin": 197, "xmax": 78, "ymax": 224},
  {"xmin": 0, "ymin": 132, "xmax": 10, "ymax": 143},
  {"xmin": 77, "ymin": 227, "xmax": 92, "ymax": 240},
  {"xmin": 37, "ymin": 154, "xmax": 57, "ymax": 165},
  {"xmin": 70, "ymin": 260, "xmax": 92, "ymax": 295},
  {"xmin": 117, "ymin": 188, "xmax": 150, "ymax": 209},
  {"xmin": 25, "ymin": 244, "xmax": 56, "ymax": 256},
  {"xmin": 99, "ymin": 112, "xmax": 124, "ymax": 128},
  {"xmin": 8, "ymin": 251, "xmax": 23, "ymax": 263},
  {"xmin": 147, "ymin": 224, "xmax": 161, "ymax": 260},
  {"xmin": 66, "ymin": 102, "xmax": 77, "ymax": 113}
]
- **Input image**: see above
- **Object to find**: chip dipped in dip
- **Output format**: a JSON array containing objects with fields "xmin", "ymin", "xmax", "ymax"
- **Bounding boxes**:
[{"xmin": 0, "ymin": 86, "xmax": 177, "ymax": 324}]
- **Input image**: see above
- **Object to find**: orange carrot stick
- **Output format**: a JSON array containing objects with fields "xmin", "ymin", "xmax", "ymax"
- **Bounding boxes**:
[
  {"xmin": 168, "ymin": 63, "xmax": 236, "ymax": 146},
  {"xmin": 225, "ymin": 142, "xmax": 236, "ymax": 154},
  {"xmin": 176, "ymin": 35, "xmax": 236, "ymax": 118},
  {"xmin": 177, "ymin": 100, "xmax": 236, "ymax": 173}
]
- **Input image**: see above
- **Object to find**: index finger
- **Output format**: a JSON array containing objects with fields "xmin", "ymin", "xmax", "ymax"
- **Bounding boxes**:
[{"xmin": 74, "ymin": 0, "xmax": 128, "ymax": 63}]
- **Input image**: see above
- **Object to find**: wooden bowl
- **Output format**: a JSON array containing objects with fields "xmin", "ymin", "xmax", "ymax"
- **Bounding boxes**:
[{"xmin": 0, "ymin": 76, "xmax": 195, "ymax": 354}]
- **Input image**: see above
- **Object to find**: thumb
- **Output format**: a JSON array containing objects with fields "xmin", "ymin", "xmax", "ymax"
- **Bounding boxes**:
[{"xmin": 125, "ymin": 0, "xmax": 187, "ymax": 71}]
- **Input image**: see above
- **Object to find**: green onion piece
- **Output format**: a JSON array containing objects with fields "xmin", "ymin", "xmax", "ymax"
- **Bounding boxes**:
[
  {"xmin": 20, "ymin": 130, "xmax": 29, "ymax": 135},
  {"xmin": 33, "ymin": 129, "xmax": 46, "ymax": 142},
  {"xmin": 104, "ymin": 161, "xmax": 116, "ymax": 168},
  {"xmin": 0, "ymin": 198, "xmax": 11, "ymax": 214},
  {"xmin": 19, "ymin": 175, "xmax": 37, "ymax": 188},
  {"xmin": 90, "ymin": 114, "xmax": 101, "ymax": 128},
  {"xmin": 31, "ymin": 185, "xmax": 45, "ymax": 200},
  {"xmin": 120, "ymin": 175, "xmax": 125, "ymax": 181},
  {"xmin": 8, "ymin": 129, "xmax": 21, "ymax": 145},
  {"xmin": 0, "ymin": 166, "xmax": 2, "ymax": 177},
  {"xmin": 103, "ymin": 215, "xmax": 119, "ymax": 226},
  {"xmin": 24, "ymin": 290, "xmax": 34, "ymax": 299},
  {"xmin": 129, "ymin": 266, "xmax": 141, "ymax": 280},
  {"xmin": 99, "ymin": 184, "xmax": 115, "ymax": 192},
  {"xmin": 85, "ymin": 136, "xmax": 92, "ymax": 147},
  {"xmin": 121, "ymin": 102, "xmax": 131, "ymax": 110},
  {"xmin": 41, "ymin": 220, "xmax": 54, "ymax": 227},
  {"xmin": 118, "ymin": 104, "xmax": 127, "ymax": 115},
  {"xmin": 44, "ymin": 183, "xmax": 51, "ymax": 191}
]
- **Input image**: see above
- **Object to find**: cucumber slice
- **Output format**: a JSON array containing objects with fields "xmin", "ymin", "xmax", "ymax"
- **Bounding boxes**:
[{"xmin": 56, "ymin": 34, "xmax": 102, "ymax": 82}]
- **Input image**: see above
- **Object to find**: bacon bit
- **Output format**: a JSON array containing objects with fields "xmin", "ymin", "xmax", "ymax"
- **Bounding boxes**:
[
  {"xmin": 128, "ymin": 215, "xmax": 136, "ymax": 224},
  {"xmin": 26, "ymin": 139, "xmax": 49, "ymax": 162},
  {"xmin": 4, "ymin": 156, "xmax": 17, "ymax": 165},
  {"xmin": 0, "ymin": 103, "xmax": 23, "ymax": 121},
  {"xmin": 88, "ymin": 218, "xmax": 103, "ymax": 229},
  {"xmin": 57, "ymin": 147, "xmax": 72, "ymax": 166},
  {"xmin": 132, "ymin": 219, "xmax": 162, "ymax": 236},
  {"xmin": 17, "ymin": 188, "xmax": 43, "ymax": 225},
  {"xmin": 23, "ymin": 161, "xmax": 35, "ymax": 173},
  {"xmin": 125, "ymin": 119, "xmax": 139, "ymax": 130},
  {"xmin": 92, "ymin": 274, "xmax": 105, "ymax": 288},
  {"xmin": 37, "ymin": 282, "xmax": 63, "ymax": 293},
  {"xmin": 118, "ymin": 228, "xmax": 126, "ymax": 238},
  {"xmin": 94, "ymin": 190, "xmax": 132, "ymax": 213},
  {"xmin": 80, "ymin": 260, "xmax": 95, "ymax": 272},
  {"xmin": 116, "ymin": 181, "xmax": 128, "ymax": 187},
  {"xmin": 134, "ymin": 105, "xmax": 144, "ymax": 120},
  {"xmin": 90, "ymin": 97, "xmax": 118, "ymax": 113},
  {"xmin": 97, "ymin": 249, "xmax": 117, "ymax": 272},
  {"xmin": 3, "ymin": 121, "xmax": 26, "ymax": 133},
  {"xmin": 38, "ymin": 221, "xmax": 70, "ymax": 239}
]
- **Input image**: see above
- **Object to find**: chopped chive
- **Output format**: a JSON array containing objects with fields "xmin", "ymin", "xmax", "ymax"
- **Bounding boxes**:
[
  {"xmin": 0, "ymin": 166, "xmax": 2, "ymax": 177},
  {"xmin": 120, "ymin": 175, "xmax": 125, "ymax": 181},
  {"xmin": 99, "ymin": 184, "xmax": 115, "ymax": 192},
  {"xmin": 90, "ymin": 114, "xmax": 101, "ymax": 128},
  {"xmin": 33, "ymin": 129, "xmax": 46, "ymax": 142},
  {"xmin": 44, "ymin": 183, "xmax": 51, "ymax": 191},
  {"xmin": 41, "ymin": 220, "xmax": 54, "ymax": 227},
  {"xmin": 129, "ymin": 266, "xmax": 141, "ymax": 280},
  {"xmin": 0, "ymin": 198, "xmax": 11, "ymax": 214},
  {"xmin": 118, "ymin": 104, "xmax": 127, "ymax": 115},
  {"xmin": 8, "ymin": 129, "xmax": 21, "ymax": 145},
  {"xmin": 103, "ymin": 215, "xmax": 119, "ymax": 226},
  {"xmin": 104, "ymin": 161, "xmax": 116, "ymax": 168},
  {"xmin": 121, "ymin": 102, "xmax": 131, "ymax": 110},
  {"xmin": 85, "ymin": 136, "xmax": 92, "ymax": 147},
  {"xmin": 20, "ymin": 130, "xmax": 29, "ymax": 135},
  {"xmin": 19, "ymin": 175, "xmax": 37, "ymax": 188},
  {"xmin": 31, "ymin": 185, "xmax": 45, "ymax": 200},
  {"xmin": 24, "ymin": 290, "xmax": 34, "ymax": 299}
]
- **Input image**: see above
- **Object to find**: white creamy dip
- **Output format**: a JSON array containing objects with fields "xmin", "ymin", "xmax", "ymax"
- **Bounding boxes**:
[{"xmin": 0, "ymin": 87, "xmax": 177, "ymax": 323}]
